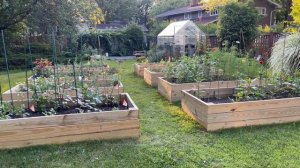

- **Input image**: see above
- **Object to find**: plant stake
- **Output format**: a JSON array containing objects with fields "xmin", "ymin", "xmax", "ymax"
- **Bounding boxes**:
[{"xmin": 1, "ymin": 30, "xmax": 14, "ymax": 110}]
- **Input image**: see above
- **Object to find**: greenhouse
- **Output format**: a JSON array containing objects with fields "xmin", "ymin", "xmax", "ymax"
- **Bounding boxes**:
[{"xmin": 157, "ymin": 20, "xmax": 205, "ymax": 56}]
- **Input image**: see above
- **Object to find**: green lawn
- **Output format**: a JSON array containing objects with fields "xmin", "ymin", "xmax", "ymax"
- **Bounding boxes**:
[
  {"xmin": 0, "ymin": 70, "xmax": 32, "ymax": 93},
  {"xmin": 0, "ymin": 60, "xmax": 299, "ymax": 167}
]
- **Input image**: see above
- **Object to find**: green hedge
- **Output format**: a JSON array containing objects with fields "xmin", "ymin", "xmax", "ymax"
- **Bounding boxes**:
[{"xmin": 80, "ymin": 24, "xmax": 145, "ymax": 56}]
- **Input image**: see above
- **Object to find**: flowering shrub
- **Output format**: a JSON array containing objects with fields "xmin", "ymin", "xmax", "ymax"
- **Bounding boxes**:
[{"xmin": 33, "ymin": 59, "xmax": 53, "ymax": 77}]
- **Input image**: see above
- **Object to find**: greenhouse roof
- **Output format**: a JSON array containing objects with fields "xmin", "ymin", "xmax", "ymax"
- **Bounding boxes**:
[{"xmin": 158, "ymin": 20, "xmax": 190, "ymax": 37}]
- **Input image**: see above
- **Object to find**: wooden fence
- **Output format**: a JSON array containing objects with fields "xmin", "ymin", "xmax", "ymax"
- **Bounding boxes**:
[{"xmin": 205, "ymin": 33, "xmax": 282, "ymax": 57}]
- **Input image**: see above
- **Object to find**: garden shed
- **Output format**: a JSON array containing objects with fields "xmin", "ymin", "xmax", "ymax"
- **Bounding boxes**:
[{"xmin": 157, "ymin": 20, "xmax": 205, "ymax": 56}]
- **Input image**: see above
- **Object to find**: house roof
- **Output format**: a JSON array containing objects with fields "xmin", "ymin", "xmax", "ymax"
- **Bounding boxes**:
[
  {"xmin": 156, "ymin": 0, "xmax": 282, "ymax": 18},
  {"xmin": 156, "ymin": 5, "xmax": 203, "ymax": 18},
  {"xmin": 267, "ymin": 0, "xmax": 282, "ymax": 8}
]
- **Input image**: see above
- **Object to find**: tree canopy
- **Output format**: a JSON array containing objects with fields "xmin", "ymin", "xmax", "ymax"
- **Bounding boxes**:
[
  {"xmin": 291, "ymin": 0, "xmax": 300, "ymax": 26},
  {"xmin": 217, "ymin": 2, "xmax": 259, "ymax": 49},
  {"xmin": 0, "ymin": 0, "xmax": 104, "ymax": 35},
  {"xmin": 95, "ymin": 0, "xmax": 140, "ymax": 22},
  {"xmin": 0, "ymin": 0, "xmax": 37, "ymax": 30}
]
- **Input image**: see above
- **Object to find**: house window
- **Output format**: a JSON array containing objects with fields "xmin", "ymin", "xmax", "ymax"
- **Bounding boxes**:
[
  {"xmin": 210, "ymin": 9, "xmax": 218, "ymax": 16},
  {"xmin": 184, "ymin": 13, "xmax": 192, "ymax": 20},
  {"xmin": 256, "ymin": 7, "xmax": 267, "ymax": 15}
]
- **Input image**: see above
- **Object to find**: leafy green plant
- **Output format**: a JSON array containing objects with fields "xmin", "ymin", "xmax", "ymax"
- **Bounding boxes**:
[
  {"xmin": 164, "ymin": 56, "xmax": 203, "ymax": 84},
  {"xmin": 207, "ymin": 49, "xmax": 262, "ymax": 80},
  {"xmin": 0, "ymin": 103, "xmax": 12, "ymax": 120},
  {"xmin": 234, "ymin": 76, "xmax": 300, "ymax": 102}
]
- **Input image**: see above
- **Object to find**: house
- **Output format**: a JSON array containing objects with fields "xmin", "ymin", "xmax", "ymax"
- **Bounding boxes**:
[
  {"xmin": 156, "ymin": 0, "xmax": 281, "ymax": 27},
  {"xmin": 156, "ymin": 0, "xmax": 218, "ymax": 24},
  {"xmin": 249, "ymin": 0, "xmax": 282, "ymax": 26}
]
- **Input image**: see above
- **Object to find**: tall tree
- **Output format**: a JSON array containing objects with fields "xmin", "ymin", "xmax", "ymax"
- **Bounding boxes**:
[
  {"xmin": 217, "ymin": 2, "xmax": 259, "ymax": 49},
  {"xmin": 0, "ymin": 0, "xmax": 37, "ymax": 30},
  {"xmin": 136, "ymin": 0, "xmax": 154, "ymax": 27},
  {"xmin": 27, "ymin": 0, "xmax": 103, "ymax": 35},
  {"xmin": 95, "ymin": 0, "xmax": 139, "ymax": 22}
]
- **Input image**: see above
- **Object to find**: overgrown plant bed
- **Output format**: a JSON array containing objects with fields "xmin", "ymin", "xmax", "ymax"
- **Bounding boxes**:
[
  {"xmin": 0, "ymin": 93, "xmax": 140, "ymax": 149},
  {"xmin": 181, "ymin": 88, "xmax": 300, "ymax": 131},
  {"xmin": 2, "ymin": 81, "xmax": 124, "ymax": 101},
  {"xmin": 158, "ymin": 77, "xmax": 239, "ymax": 102},
  {"xmin": 143, "ymin": 67, "xmax": 164, "ymax": 87},
  {"xmin": 134, "ymin": 63, "xmax": 165, "ymax": 77}
]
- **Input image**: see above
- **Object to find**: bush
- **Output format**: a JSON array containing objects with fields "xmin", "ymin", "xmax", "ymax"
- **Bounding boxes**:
[
  {"xmin": 80, "ymin": 24, "xmax": 145, "ymax": 56},
  {"xmin": 217, "ymin": 2, "xmax": 259, "ymax": 49},
  {"xmin": 199, "ymin": 23, "xmax": 217, "ymax": 35},
  {"xmin": 146, "ymin": 47, "xmax": 165, "ymax": 63},
  {"xmin": 164, "ymin": 56, "xmax": 203, "ymax": 83}
]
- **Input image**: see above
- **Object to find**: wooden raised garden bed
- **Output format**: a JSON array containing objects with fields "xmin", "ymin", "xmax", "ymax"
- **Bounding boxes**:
[
  {"xmin": 0, "ymin": 93, "xmax": 140, "ymax": 149},
  {"xmin": 134, "ymin": 63, "xmax": 165, "ymax": 77},
  {"xmin": 181, "ymin": 88, "xmax": 300, "ymax": 131},
  {"xmin": 134, "ymin": 63, "xmax": 148, "ymax": 77},
  {"xmin": 158, "ymin": 77, "xmax": 238, "ymax": 102},
  {"xmin": 143, "ymin": 68, "xmax": 164, "ymax": 87}
]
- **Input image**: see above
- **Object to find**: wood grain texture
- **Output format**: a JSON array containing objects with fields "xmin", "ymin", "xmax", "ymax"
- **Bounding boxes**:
[
  {"xmin": 181, "ymin": 89, "xmax": 300, "ymax": 131},
  {"xmin": 134, "ymin": 63, "xmax": 165, "ymax": 77},
  {"xmin": 134, "ymin": 63, "xmax": 148, "ymax": 77},
  {"xmin": 144, "ymin": 68, "xmax": 164, "ymax": 87},
  {"xmin": 158, "ymin": 77, "xmax": 237, "ymax": 102}
]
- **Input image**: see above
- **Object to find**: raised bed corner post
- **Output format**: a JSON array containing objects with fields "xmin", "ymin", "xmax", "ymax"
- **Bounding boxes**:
[{"xmin": 1, "ymin": 30, "xmax": 14, "ymax": 110}]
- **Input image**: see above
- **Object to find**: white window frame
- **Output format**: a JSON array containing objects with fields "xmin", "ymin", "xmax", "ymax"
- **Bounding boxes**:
[
  {"xmin": 256, "ymin": 7, "xmax": 267, "ymax": 15},
  {"xmin": 210, "ymin": 9, "xmax": 218, "ymax": 16},
  {"xmin": 184, "ymin": 13, "xmax": 192, "ymax": 20}
]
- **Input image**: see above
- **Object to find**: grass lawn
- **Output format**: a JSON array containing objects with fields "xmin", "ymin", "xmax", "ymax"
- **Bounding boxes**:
[
  {"xmin": 0, "ymin": 70, "xmax": 32, "ymax": 93},
  {"xmin": 0, "ymin": 60, "xmax": 299, "ymax": 167}
]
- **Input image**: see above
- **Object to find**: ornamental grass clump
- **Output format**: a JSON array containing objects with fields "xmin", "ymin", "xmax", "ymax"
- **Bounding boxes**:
[{"xmin": 269, "ymin": 33, "xmax": 300, "ymax": 75}]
